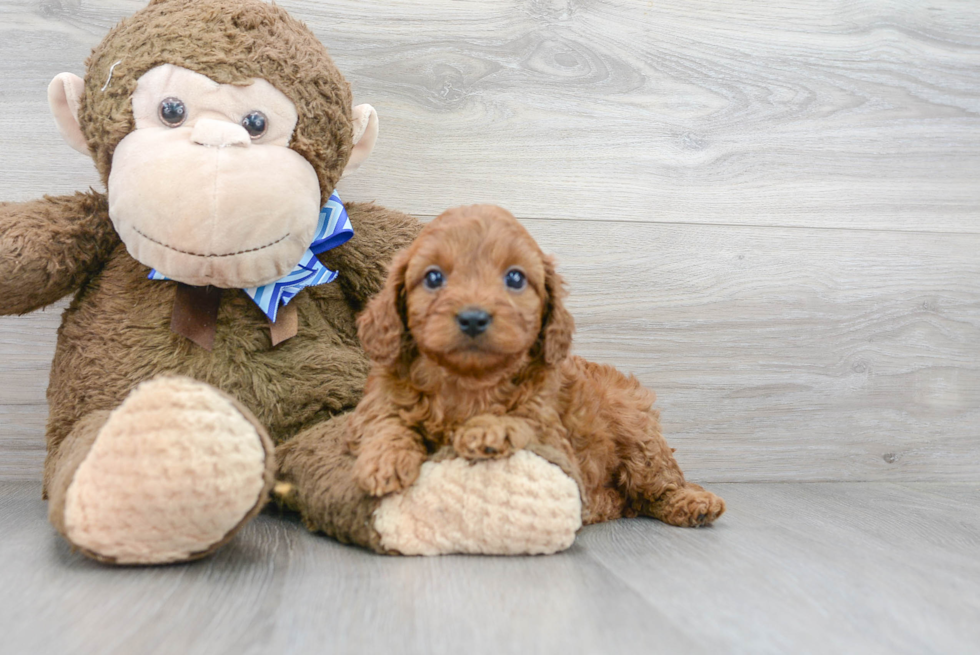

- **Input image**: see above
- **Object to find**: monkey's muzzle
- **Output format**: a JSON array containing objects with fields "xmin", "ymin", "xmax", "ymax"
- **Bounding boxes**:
[{"xmin": 107, "ymin": 126, "xmax": 322, "ymax": 288}]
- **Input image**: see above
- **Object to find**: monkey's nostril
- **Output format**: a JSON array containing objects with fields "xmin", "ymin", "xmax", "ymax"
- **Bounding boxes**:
[{"xmin": 456, "ymin": 309, "xmax": 492, "ymax": 338}]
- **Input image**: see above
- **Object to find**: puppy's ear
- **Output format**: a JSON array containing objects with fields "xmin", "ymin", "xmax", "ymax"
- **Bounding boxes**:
[
  {"xmin": 540, "ymin": 255, "xmax": 574, "ymax": 366},
  {"xmin": 358, "ymin": 249, "xmax": 411, "ymax": 366}
]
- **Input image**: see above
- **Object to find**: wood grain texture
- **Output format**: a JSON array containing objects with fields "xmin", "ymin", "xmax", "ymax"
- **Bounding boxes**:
[
  {"xmin": 326, "ymin": 0, "xmax": 980, "ymax": 232},
  {"xmin": 2, "ymin": 220, "xmax": 977, "ymax": 482},
  {"xmin": 1, "ymin": 1, "xmax": 979, "ymax": 230},
  {"xmin": 581, "ymin": 481, "xmax": 980, "ymax": 655},
  {"xmin": 1, "ymin": 1, "xmax": 979, "ymax": 483},
  {"xmin": 2, "ymin": 480, "xmax": 978, "ymax": 655}
]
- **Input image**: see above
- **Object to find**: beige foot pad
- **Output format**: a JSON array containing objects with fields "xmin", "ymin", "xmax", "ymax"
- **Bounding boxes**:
[
  {"xmin": 373, "ymin": 450, "xmax": 582, "ymax": 556},
  {"xmin": 63, "ymin": 377, "xmax": 271, "ymax": 564}
]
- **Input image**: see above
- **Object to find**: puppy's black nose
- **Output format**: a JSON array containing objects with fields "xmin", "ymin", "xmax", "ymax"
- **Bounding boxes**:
[{"xmin": 456, "ymin": 309, "xmax": 492, "ymax": 337}]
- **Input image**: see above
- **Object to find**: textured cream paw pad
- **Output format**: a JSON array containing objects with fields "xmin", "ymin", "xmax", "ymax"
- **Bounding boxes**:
[
  {"xmin": 64, "ymin": 377, "xmax": 268, "ymax": 564},
  {"xmin": 374, "ymin": 450, "xmax": 582, "ymax": 556}
]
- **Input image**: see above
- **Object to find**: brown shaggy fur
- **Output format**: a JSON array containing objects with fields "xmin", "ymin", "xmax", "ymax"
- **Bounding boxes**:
[
  {"xmin": 0, "ymin": 0, "xmax": 426, "ymax": 555},
  {"xmin": 349, "ymin": 205, "xmax": 725, "ymax": 527}
]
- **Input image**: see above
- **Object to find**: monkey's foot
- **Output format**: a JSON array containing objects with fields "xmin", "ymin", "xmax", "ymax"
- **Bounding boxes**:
[
  {"xmin": 372, "ymin": 450, "xmax": 582, "ymax": 555},
  {"xmin": 61, "ymin": 376, "xmax": 274, "ymax": 564}
]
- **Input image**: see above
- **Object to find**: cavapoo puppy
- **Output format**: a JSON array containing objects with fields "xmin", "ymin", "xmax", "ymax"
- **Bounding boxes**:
[{"xmin": 348, "ymin": 205, "xmax": 725, "ymax": 527}]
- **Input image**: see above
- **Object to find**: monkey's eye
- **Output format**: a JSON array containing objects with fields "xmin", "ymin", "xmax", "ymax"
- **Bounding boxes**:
[
  {"xmin": 504, "ymin": 268, "xmax": 527, "ymax": 291},
  {"xmin": 241, "ymin": 111, "xmax": 268, "ymax": 139},
  {"xmin": 158, "ymin": 98, "xmax": 187, "ymax": 127},
  {"xmin": 423, "ymin": 267, "xmax": 445, "ymax": 290}
]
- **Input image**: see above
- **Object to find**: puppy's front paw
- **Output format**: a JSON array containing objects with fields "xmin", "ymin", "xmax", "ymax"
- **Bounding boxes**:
[
  {"xmin": 452, "ymin": 415, "xmax": 534, "ymax": 461},
  {"xmin": 353, "ymin": 442, "xmax": 425, "ymax": 497}
]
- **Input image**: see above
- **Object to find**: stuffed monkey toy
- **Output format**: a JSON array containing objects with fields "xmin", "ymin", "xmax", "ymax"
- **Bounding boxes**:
[{"xmin": 0, "ymin": 0, "xmax": 583, "ymax": 564}]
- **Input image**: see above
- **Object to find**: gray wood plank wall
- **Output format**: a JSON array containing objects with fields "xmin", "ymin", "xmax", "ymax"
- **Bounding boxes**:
[{"xmin": 1, "ymin": 0, "xmax": 978, "ymax": 483}]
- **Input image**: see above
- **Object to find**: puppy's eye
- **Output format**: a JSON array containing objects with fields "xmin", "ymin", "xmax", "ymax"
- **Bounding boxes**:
[
  {"xmin": 504, "ymin": 268, "xmax": 526, "ymax": 291},
  {"xmin": 423, "ymin": 268, "xmax": 445, "ymax": 290},
  {"xmin": 159, "ymin": 98, "xmax": 187, "ymax": 127}
]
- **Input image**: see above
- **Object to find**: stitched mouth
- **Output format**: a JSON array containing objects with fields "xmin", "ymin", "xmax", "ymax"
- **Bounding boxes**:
[{"xmin": 132, "ymin": 227, "xmax": 290, "ymax": 258}]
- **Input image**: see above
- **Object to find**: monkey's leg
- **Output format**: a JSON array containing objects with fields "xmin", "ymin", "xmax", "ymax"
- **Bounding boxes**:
[
  {"xmin": 274, "ymin": 414, "xmax": 385, "ymax": 551},
  {"xmin": 45, "ymin": 376, "xmax": 275, "ymax": 564},
  {"xmin": 276, "ymin": 414, "xmax": 583, "ymax": 556}
]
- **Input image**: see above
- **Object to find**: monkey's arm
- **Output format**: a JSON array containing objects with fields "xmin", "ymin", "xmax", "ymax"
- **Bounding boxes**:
[
  {"xmin": 319, "ymin": 202, "xmax": 422, "ymax": 311},
  {"xmin": 0, "ymin": 191, "xmax": 120, "ymax": 315}
]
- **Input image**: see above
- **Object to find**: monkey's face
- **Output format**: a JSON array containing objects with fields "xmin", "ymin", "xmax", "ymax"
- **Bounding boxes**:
[{"xmin": 107, "ymin": 64, "xmax": 322, "ymax": 288}]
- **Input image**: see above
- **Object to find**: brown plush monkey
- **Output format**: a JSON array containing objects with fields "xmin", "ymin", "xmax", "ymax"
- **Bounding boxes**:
[{"xmin": 0, "ymin": 0, "xmax": 584, "ymax": 564}]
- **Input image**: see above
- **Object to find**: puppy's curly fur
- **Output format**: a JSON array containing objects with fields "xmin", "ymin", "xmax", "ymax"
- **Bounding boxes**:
[{"xmin": 348, "ymin": 205, "xmax": 725, "ymax": 527}]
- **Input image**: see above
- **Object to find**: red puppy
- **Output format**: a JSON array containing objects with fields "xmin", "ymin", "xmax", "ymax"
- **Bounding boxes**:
[{"xmin": 348, "ymin": 205, "xmax": 725, "ymax": 527}]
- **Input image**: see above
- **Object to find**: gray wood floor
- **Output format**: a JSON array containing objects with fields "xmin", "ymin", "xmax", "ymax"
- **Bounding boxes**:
[{"xmin": 2, "ymin": 480, "xmax": 978, "ymax": 655}]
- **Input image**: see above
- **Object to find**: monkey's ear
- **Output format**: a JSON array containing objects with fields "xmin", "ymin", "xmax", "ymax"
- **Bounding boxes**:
[
  {"xmin": 48, "ymin": 73, "xmax": 88, "ymax": 155},
  {"xmin": 342, "ymin": 104, "xmax": 378, "ymax": 177}
]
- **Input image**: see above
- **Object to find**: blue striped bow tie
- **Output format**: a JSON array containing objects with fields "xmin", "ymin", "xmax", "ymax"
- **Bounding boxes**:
[{"xmin": 148, "ymin": 191, "xmax": 353, "ymax": 322}]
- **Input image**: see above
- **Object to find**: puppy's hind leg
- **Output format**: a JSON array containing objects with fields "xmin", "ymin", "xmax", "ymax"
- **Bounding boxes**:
[
  {"xmin": 651, "ymin": 482, "xmax": 726, "ymax": 528},
  {"xmin": 617, "ymin": 411, "xmax": 725, "ymax": 527},
  {"xmin": 564, "ymin": 357, "xmax": 725, "ymax": 528}
]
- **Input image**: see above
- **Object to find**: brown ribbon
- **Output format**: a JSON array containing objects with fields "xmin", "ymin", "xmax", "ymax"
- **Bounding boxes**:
[
  {"xmin": 268, "ymin": 302, "xmax": 299, "ymax": 346},
  {"xmin": 170, "ymin": 283, "xmax": 223, "ymax": 351},
  {"xmin": 170, "ymin": 283, "xmax": 298, "ymax": 349}
]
